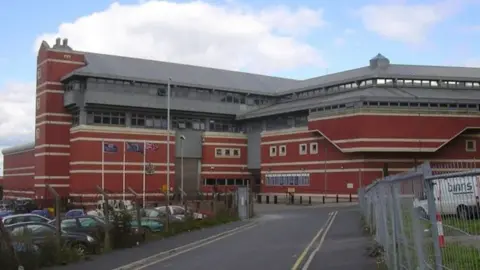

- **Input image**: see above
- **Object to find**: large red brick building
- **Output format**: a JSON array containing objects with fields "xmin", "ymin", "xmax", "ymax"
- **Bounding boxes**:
[{"xmin": 2, "ymin": 38, "xmax": 480, "ymax": 200}]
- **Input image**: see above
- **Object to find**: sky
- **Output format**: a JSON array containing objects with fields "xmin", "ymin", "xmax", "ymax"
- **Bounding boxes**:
[{"xmin": 0, "ymin": 0, "xmax": 480, "ymax": 174}]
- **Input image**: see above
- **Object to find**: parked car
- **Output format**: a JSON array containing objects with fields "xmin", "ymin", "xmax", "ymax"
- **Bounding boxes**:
[
  {"xmin": 0, "ymin": 210, "xmax": 14, "ymax": 218},
  {"xmin": 31, "ymin": 209, "xmax": 53, "ymax": 219},
  {"xmin": 142, "ymin": 208, "xmax": 183, "ymax": 223},
  {"xmin": 5, "ymin": 222, "xmax": 100, "ymax": 255},
  {"xmin": 155, "ymin": 205, "xmax": 206, "ymax": 220},
  {"xmin": 130, "ymin": 218, "xmax": 164, "ymax": 234},
  {"xmin": 50, "ymin": 215, "xmax": 111, "ymax": 242},
  {"xmin": 65, "ymin": 209, "xmax": 87, "ymax": 219},
  {"xmin": 2, "ymin": 214, "xmax": 51, "ymax": 226},
  {"xmin": 13, "ymin": 199, "xmax": 37, "ymax": 214}
]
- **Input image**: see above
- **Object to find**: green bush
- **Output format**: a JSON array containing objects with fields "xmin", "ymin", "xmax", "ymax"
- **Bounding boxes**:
[
  {"xmin": 11, "ymin": 231, "xmax": 82, "ymax": 269},
  {"xmin": 109, "ymin": 210, "xmax": 140, "ymax": 249}
]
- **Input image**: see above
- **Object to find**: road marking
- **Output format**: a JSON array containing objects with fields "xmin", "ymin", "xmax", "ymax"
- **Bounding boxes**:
[
  {"xmin": 112, "ymin": 222, "xmax": 258, "ymax": 270},
  {"xmin": 291, "ymin": 211, "xmax": 336, "ymax": 270},
  {"xmin": 301, "ymin": 211, "xmax": 338, "ymax": 269}
]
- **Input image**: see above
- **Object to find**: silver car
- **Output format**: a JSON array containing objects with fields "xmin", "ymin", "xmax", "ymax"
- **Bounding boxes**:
[{"xmin": 2, "ymin": 214, "xmax": 51, "ymax": 226}]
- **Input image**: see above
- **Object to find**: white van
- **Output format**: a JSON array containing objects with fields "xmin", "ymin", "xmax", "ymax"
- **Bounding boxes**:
[{"xmin": 413, "ymin": 175, "xmax": 480, "ymax": 220}]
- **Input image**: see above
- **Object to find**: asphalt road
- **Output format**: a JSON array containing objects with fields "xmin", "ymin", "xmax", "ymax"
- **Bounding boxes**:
[{"xmin": 57, "ymin": 204, "xmax": 375, "ymax": 270}]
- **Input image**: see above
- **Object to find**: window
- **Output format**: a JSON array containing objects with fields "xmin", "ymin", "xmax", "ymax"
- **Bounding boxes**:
[
  {"xmin": 36, "ymin": 97, "xmax": 40, "ymax": 110},
  {"xmin": 35, "ymin": 128, "xmax": 40, "ymax": 140},
  {"xmin": 37, "ymin": 68, "xmax": 41, "ymax": 81},
  {"xmin": 78, "ymin": 217, "xmax": 98, "ymax": 228},
  {"xmin": 87, "ymin": 112, "xmax": 126, "ymax": 126},
  {"xmin": 466, "ymin": 140, "xmax": 476, "ymax": 152},
  {"xmin": 279, "ymin": 145, "xmax": 287, "ymax": 156},
  {"xmin": 61, "ymin": 219, "xmax": 78, "ymax": 229},
  {"xmin": 269, "ymin": 146, "xmax": 277, "ymax": 157},
  {"xmin": 72, "ymin": 112, "xmax": 80, "ymax": 126},
  {"xmin": 265, "ymin": 173, "xmax": 310, "ymax": 186},
  {"xmin": 28, "ymin": 216, "xmax": 48, "ymax": 223},
  {"xmin": 310, "ymin": 142, "xmax": 318, "ymax": 154},
  {"xmin": 299, "ymin": 144, "xmax": 307, "ymax": 155},
  {"xmin": 26, "ymin": 224, "xmax": 54, "ymax": 236},
  {"xmin": 215, "ymin": 148, "xmax": 241, "ymax": 158}
]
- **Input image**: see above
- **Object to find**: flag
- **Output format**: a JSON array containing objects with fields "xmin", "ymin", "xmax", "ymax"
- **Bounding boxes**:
[
  {"xmin": 146, "ymin": 142, "xmax": 159, "ymax": 151},
  {"xmin": 126, "ymin": 142, "xmax": 144, "ymax": 153},
  {"xmin": 103, "ymin": 143, "xmax": 118, "ymax": 153}
]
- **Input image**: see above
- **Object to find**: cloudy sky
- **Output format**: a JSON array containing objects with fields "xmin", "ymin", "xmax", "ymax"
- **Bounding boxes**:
[{"xmin": 1, "ymin": 0, "xmax": 480, "ymax": 174}]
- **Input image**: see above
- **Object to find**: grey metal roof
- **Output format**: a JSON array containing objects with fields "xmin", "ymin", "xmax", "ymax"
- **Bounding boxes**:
[
  {"xmin": 237, "ymin": 87, "xmax": 480, "ymax": 119},
  {"xmin": 1, "ymin": 142, "xmax": 35, "ymax": 155},
  {"xmin": 66, "ymin": 52, "xmax": 299, "ymax": 94},
  {"xmin": 62, "ymin": 50, "xmax": 480, "ymax": 96}
]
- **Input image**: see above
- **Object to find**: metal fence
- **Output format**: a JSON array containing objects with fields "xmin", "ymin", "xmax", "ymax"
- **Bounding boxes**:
[{"xmin": 359, "ymin": 161, "xmax": 480, "ymax": 270}]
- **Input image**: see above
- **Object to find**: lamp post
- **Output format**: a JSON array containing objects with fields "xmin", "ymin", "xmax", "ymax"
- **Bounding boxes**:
[
  {"xmin": 180, "ymin": 135, "xmax": 186, "ymax": 204},
  {"xmin": 166, "ymin": 78, "xmax": 171, "ymax": 206}
]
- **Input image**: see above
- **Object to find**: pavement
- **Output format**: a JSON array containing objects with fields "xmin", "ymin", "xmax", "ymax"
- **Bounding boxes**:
[{"xmin": 57, "ymin": 204, "xmax": 375, "ymax": 270}]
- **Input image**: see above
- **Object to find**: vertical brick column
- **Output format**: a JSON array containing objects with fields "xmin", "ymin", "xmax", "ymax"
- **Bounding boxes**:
[{"xmin": 35, "ymin": 39, "xmax": 85, "ymax": 199}]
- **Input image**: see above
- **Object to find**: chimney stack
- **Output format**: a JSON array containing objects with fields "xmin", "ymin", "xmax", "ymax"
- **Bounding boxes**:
[
  {"xmin": 62, "ymin": 38, "xmax": 68, "ymax": 46},
  {"xmin": 55, "ymin": 38, "xmax": 61, "ymax": 46}
]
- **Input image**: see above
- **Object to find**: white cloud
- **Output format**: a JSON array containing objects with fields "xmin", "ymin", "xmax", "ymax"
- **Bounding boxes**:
[
  {"xmin": 35, "ymin": 0, "xmax": 326, "ymax": 74},
  {"xmin": 0, "ymin": 82, "xmax": 35, "ymax": 176},
  {"xmin": 465, "ymin": 58, "xmax": 480, "ymax": 67},
  {"xmin": 357, "ymin": 0, "xmax": 461, "ymax": 44}
]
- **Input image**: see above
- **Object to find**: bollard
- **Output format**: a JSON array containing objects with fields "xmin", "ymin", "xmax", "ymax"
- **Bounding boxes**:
[
  {"xmin": 322, "ymin": 196, "xmax": 325, "ymax": 204},
  {"xmin": 299, "ymin": 196, "xmax": 303, "ymax": 204},
  {"xmin": 274, "ymin": 195, "xmax": 278, "ymax": 204},
  {"xmin": 257, "ymin": 194, "xmax": 262, "ymax": 204},
  {"xmin": 266, "ymin": 195, "xmax": 270, "ymax": 204},
  {"xmin": 349, "ymin": 193, "xmax": 352, "ymax": 202},
  {"xmin": 336, "ymin": 194, "xmax": 339, "ymax": 203},
  {"xmin": 308, "ymin": 196, "xmax": 312, "ymax": 205}
]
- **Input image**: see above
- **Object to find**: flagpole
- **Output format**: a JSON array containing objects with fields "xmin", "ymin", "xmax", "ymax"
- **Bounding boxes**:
[
  {"xmin": 101, "ymin": 139, "xmax": 105, "ymax": 200},
  {"xmin": 167, "ymin": 78, "xmax": 171, "ymax": 205},
  {"xmin": 122, "ymin": 141, "xmax": 126, "ymax": 201},
  {"xmin": 143, "ymin": 140, "xmax": 146, "ymax": 207}
]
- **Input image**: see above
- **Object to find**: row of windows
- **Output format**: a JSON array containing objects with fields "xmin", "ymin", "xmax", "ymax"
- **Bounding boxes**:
[
  {"xmin": 265, "ymin": 115, "xmax": 308, "ymax": 130},
  {"xmin": 87, "ymin": 112, "xmax": 126, "ymax": 125},
  {"xmin": 269, "ymin": 142, "xmax": 318, "ymax": 157},
  {"xmin": 215, "ymin": 148, "xmax": 241, "ymax": 158},
  {"xmin": 203, "ymin": 178, "xmax": 251, "ymax": 186},
  {"xmin": 84, "ymin": 78, "xmax": 271, "ymax": 106},
  {"xmin": 279, "ymin": 78, "xmax": 480, "ymax": 104},
  {"xmin": 310, "ymin": 101, "xmax": 479, "ymax": 113},
  {"xmin": 79, "ymin": 111, "xmax": 244, "ymax": 132},
  {"xmin": 264, "ymin": 173, "xmax": 310, "ymax": 186}
]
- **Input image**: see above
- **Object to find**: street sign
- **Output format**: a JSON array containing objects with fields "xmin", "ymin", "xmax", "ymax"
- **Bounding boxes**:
[
  {"xmin": 287, "ymin": 187, "xmax": 296, "ymax": 193},
  {"xmin": 162, "ymin": 184, "xmax": 168, "ymax": 193}
]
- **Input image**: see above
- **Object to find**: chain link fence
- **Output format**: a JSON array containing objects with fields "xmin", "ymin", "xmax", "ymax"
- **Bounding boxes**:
[{"xmin": 359, "ymin": 161, "xmax": 480, "ymax": 270}]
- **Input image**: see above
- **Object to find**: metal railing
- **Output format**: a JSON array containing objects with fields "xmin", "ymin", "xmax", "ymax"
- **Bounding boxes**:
[{"xmin": 359, "ymin": 161, "xmax": 480, "ymax": 270}]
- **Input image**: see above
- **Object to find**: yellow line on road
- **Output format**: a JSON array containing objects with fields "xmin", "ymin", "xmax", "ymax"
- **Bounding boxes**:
[
  {"xmin": 301, "ymin": 211, "xmax": 338, "ymax": 269},
  {"xmin": 291, "ymin": 211, "xmax": 337, "ymax": 270}
]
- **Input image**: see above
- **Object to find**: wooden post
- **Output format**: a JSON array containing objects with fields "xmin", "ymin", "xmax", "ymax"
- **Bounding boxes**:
[
  {"xmin": 46, "ymin": 184, "xmax": 61, "ymax": 246},
  {"xmin": 128, "ymin": 187, "xmax": 142, "ymax": 237},
  {"xmin": 96, "ymin": 185, "xmax": 111, "ymax": 251}
]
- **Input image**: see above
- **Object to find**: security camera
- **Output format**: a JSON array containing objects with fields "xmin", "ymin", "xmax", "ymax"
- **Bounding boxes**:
[{"xmin": 180, "ymin": 135, "xmax": 186, "ymax": 140}]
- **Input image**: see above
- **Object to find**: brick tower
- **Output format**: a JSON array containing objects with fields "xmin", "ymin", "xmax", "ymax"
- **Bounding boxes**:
[{"xmin": 35, "ymin": 38, "xmax": 85, "ymax": 199}]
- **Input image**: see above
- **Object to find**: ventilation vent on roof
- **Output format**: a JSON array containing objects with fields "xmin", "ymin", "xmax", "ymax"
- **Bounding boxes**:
[{"xmin": 369, "ymin": 53, "xmax": 390, "ymax": 70}]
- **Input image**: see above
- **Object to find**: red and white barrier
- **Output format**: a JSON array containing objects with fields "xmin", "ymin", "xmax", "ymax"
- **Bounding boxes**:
[{"xmin": 436, "ymin": 212, "xmax": 445, "ymax": 248}]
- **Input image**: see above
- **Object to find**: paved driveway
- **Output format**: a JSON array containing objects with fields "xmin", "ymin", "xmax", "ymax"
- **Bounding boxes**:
[{"xmin": 56, "ymin": 205, "xmax": 375, "ymax": 270}]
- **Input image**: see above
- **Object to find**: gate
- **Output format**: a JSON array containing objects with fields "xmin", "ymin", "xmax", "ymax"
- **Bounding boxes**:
[{"xmin": 236, "ymin": 186, "xmax": 250, "ymax": 220}]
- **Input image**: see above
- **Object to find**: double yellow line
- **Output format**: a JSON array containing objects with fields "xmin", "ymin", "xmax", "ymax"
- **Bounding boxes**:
[{"xmin": 291, "ymin": 211, "xmax": 338, "ymax": 270}]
